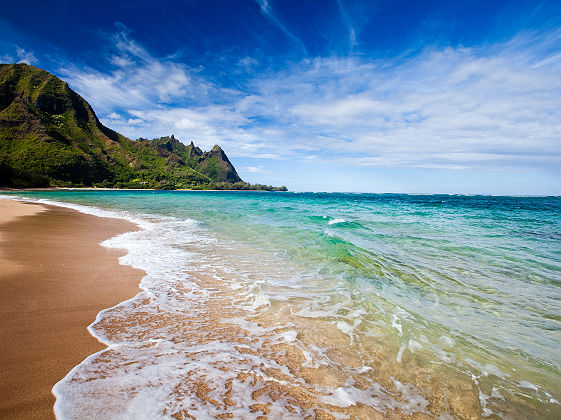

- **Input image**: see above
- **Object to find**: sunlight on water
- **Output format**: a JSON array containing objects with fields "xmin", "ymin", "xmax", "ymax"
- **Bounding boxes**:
[{"xmin": 3, "ymin": 190, "xmax": 560, "ymax": 419}]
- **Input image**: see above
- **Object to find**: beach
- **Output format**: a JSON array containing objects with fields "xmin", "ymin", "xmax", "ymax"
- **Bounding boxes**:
[
  {"xmin": 0, "ymin": 199, "xmax": 143, "ymax": 419},
  {"xmin": 0, "ymin": 191, "xmax": 559, "ymax": 419}
]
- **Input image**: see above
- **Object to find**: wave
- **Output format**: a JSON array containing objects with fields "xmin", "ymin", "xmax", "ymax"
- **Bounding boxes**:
[{"xmin": 2, "ymin": 193, "xmax": 560, "ymax": 418}]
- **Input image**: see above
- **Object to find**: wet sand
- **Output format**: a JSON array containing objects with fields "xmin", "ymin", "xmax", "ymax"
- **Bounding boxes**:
[{"xmin": 0, "ymin": 199, "xmax": 144, "ymax": 419}]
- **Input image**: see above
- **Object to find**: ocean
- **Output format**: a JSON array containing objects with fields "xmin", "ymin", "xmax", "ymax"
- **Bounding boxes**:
[{"xmin": 2, "ymin": 190, "xmax": 560, "ymax": 419}]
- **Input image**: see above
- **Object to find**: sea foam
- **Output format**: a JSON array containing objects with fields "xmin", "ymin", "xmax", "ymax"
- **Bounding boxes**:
[
  {"xmin": 38, "ymin": 197, "xmax": 440, "ymax": 419},
  {"xmin": 3, "ymin": 193, "xmax": 559, "ymax": 419}
]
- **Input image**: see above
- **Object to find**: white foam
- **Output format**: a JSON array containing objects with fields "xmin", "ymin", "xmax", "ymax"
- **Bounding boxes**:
[
  {"xmin": 328, "ymin": 218, "xmax": 346, "ymax": 225},
  {"xmin": 491, "ymin": 387, "xmax": 505, "ymax": 400},
  {"xmin": 335, "ymin": 320, "xmax": 353, "ymax": 336},
  {"xmin": 334, "ymin": 316, "xmax": 362, "ymax": 344},
  {"xmin": 478, "ymin": 389, "xmax": 494, "ymax": 417},
  {"xmin": 295, "ymin": 307, "xmax": 337, "ymax": 318},
  {"xmin": 300, "ymin": 349, "xmax": 316, "ymax": 368},
  {"xmin": 319, "ymin": 387, "xmax": 356, "ymax": 407},
  {"xmin": 391, "ymin": 313, "xmax": 403, "ymax": 336},
  {"xmin": 518, "ymin": 380, "xmax": 539, "ymax": 391},
  {"xmin": 440, "ymin": 335, "xmax": 456, "ymax": 347},
  {"xmin": 7, "ymin": 194, "xmax": 550, "ymax": 418},
  {"xmin": 481, "ymin": 364, "xmax": 510, "ymax": 379},
  {"xmin": 392, "ymin": 379, "xmax": 430, "ymax": 415},
  {"xmin": 5, "ymin": 195, "xmax": 154, "ymax": 231},
  {"xmin": 396, "ymin": 343, "xmax": 406, "ymax": 363},
  {"xmin": 228, "ymin": 281, "xmax": 243, "ymax": 290},
  {"xmin": 246, "ymin": 293, "xmax": 271, "ymax": 310},
  {"xmin": 318, "ymin": 379, "xmax": 429, "ymax": 416},
  {"xmin": 408, "ymin": 339, "xmax": 423, "ymax": 353},
  {"xmin": 465, "ymin": 358, "xmax": 509, "ymax": 379},
  {"xmin": 280, "ymin": 330, "xmax": 298, "ymax": 342}
]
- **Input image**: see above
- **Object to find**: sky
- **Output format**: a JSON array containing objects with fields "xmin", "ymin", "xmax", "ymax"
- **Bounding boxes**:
[{"xmin": 2, "ymin": 0, "xmax": 561, "ymax": 194}]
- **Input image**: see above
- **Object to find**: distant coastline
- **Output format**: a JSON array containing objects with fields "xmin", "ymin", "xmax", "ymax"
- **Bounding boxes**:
[
  {"xmin": 0, "ymin": 187, "xmax": 288, "ymax": 192},
  {"xmin": 3, "ymin": 188, "xmax": 560, "ymax": 197},
  {"xmin": 0, "ymin": 64, "xmax": 287, "ymax": 192}
]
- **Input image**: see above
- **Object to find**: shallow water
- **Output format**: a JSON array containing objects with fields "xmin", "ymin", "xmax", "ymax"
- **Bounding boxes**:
[{"xmin": 2, "ymin": 191, "xmax": 560, "ymax": 419}]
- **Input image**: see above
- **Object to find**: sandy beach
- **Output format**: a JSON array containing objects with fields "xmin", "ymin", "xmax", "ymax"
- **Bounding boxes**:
[{"xmin": 0, "ymin": 199, "xmax": 143, "ymax": 419}]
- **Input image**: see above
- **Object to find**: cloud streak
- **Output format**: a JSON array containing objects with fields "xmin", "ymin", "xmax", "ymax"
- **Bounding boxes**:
[
  {"xmin": 1, "ymin": 46, "xmax": 38, "ymax": 65},
  {"xmin": 242, "ymin": 30, "xmax": 561, "ymax": 171},
  {"xmin": 58, "ymin": 29, "xmax": 236, "ymax": 115},
  {"xmin": 254, "ymin": 0, "xmax": 308, "ymax": 55},
  {"xmin": 61, "ymin": 28, "xmax": 561, "ymax": 175}
]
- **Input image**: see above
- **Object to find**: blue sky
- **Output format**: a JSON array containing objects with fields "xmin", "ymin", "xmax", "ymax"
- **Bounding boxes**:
[{"xmin": 2, "ymin": 0, "xmax": 561, "ymax": 194}]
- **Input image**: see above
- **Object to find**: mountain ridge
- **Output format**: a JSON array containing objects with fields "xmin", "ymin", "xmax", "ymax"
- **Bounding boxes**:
[{"xmin": 0, "ymin": 63, "xmax": 286, "ymax": 191}]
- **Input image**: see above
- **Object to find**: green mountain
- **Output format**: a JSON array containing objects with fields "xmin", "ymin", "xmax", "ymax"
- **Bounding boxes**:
[{"xmin": 0, "ymin": 63, "xmax": 286, "ymax": 190}]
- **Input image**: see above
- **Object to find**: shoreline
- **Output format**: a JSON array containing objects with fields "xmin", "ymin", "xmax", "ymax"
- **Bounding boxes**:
[
  {"xmin": 0, "ymin": 194, "xmax": 558, "ymax": 418},
  {"xmin": 0, "ymin": 199, "xmax": 144, "ymax": 419},
  {"xmin": 2, "ymin": 188, "xmax": 558, "ymax": 197},
  {"xmin": 0, "ymin": 188, "xmax": 286, "ymax": 193}
]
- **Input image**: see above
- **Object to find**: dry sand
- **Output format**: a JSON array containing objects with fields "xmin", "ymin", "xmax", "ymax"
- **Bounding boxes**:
[{"xmin": 0, "ymin": 199, "xmax": 143, "ymax": 419}]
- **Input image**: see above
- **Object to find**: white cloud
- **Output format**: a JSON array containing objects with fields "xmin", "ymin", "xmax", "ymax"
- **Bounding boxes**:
[
  {"xmin": 57, "ymin": 29, "xmax": 228, "ymax": 114},
  {"xmin": 67, "ymin": 29, "xmax": 561, "ymax": 174},
  {"xmin": 1, "ymin": 46, "xmax": 38, "ymax": 65},
  {"xmin": 242, "ymin": 165, "xmax": 273, "ymax": 174},
  {"xmin": 234, "ymin": 32, "xmax": 561, "ymax": 171},
  {"xmin": 335, "ymin": 0, "xmax": 357, "ymax": 50},
  {"xmin": 254, "ymin": 0, "xmax": 307, "ymax": 54},
  {"xmin": 238, "ymin": 56, "xmax": 259, "ymax": 70},
  {"xmin": 16, "ymin": 46, "xmax": 37, "ymax": 65}
]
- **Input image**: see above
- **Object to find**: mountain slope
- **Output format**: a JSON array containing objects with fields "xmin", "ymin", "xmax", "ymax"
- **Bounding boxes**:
[
  {"xmin": 141, "ymin": 136, "xmax": 242, "ymax": 183},
  {"xmin": 0, "ymin": 63, "xmax": 281, "ymax": 190}
]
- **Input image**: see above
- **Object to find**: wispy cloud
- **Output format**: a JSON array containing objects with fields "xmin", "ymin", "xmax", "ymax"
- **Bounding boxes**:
[
  {"xmin": 254, "ymin": 0, "xmax": 307, "ymax": 55},
  {"xmin": 58, "ymin": 28, "xmax": 234, "ymax": 114},
  {"xmin": 16, "ymin": 46, "xmax": 37, "ymax": 65},
  {"xmin": 61, "ymin": 28, "xmax": 561, "ymax": 174},
  {"xmin": 335, "ymin": 0, "xmax": 357, "ymax": 51},
  {"xmin": 1, "ymin": 46, "xmax": 38, "ymax": 65},
  {"xmin": 242, "ymin": 165, "xmax": 274, "ymax": 174},
  {"xmin": 237, "ymin": 30, "xmax": 561, "ymax": 171}
]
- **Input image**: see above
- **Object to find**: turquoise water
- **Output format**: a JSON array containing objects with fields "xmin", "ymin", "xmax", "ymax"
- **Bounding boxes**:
[{"xmin": 3, "ymin": 190, "xmax": 561, "ymax": 418}]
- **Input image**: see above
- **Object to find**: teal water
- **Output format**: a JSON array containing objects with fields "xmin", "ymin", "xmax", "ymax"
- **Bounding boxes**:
[{"xmin": 2, "ymin": 190, "xmax": 560, "ymax": 419}]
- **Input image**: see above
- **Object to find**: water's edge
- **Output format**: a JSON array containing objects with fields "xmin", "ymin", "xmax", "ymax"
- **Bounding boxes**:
[{"xmin": 2, "ymin": 192, "xmax": 560, "ymax": 419}]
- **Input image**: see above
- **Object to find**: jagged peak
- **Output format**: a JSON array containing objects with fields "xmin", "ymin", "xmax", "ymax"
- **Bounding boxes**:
[
  {"xmin": 187, "ymin": 140, "xmax": 203, "ymax": 157},
  {"xmin": 0, "ymin": 64, "xmax": 291, "ymax": 189}
]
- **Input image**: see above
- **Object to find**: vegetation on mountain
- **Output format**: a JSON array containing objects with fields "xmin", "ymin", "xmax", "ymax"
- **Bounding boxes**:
[{"xmin": 0, "ymin": 63, "xmax": 287, "ymax": 191}]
